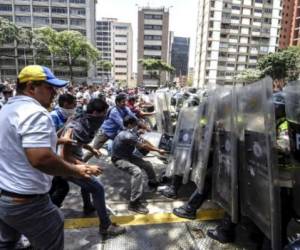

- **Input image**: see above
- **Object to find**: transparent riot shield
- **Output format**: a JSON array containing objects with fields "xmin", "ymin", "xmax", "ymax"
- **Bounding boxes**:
[
  {"xmin": 190, "ymin": 91, "xmax": 216, "ymax": 191},
  {"xmin": 238, "ymin": 77, "xmax": 281, "ymax": 250},
  {"xmin": 141, "ymin": 132, "xmax": 162, "ymax": 148},
  {"xmin": 211, "ymin": 85, "xmax": 238, "ymax": 223},
  {"xmin": 166, "ymin": 106, "xmax": 200, "ymax": 183},
  {"xmin": 284, "ymin": 81, "xmax": 300, "ymax": 218},
  {"xmin": 154, "ymin": 91, "xmax": 173, "ymax": 135}
]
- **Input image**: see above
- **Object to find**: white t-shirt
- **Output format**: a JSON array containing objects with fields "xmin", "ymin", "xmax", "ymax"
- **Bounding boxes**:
[
  {"xmin": 83, "ymin": 91, "xmax": 91, "ymax": 103},
  {"xmin": 0, "ymin": 96, "xmax": 57, "ymax": 194}
]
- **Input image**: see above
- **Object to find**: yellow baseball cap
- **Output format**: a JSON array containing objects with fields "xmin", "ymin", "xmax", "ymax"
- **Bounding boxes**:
[{"xmin": 18, "ymin": 65, "xmax": 69, "ymax": 88}]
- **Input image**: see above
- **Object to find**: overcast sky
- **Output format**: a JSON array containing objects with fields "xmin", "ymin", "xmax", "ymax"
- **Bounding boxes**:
[{"xmin": 96, "ymin": 0, "xmax": 198, "ymax": 73}]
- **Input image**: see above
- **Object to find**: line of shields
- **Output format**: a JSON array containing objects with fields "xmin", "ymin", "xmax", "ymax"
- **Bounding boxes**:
[{"xmin": 162, "ymin": 77, "xmax": 300, "ymax": 249}]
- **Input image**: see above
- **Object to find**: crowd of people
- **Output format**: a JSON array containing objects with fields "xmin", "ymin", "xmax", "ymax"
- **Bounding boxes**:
[{"xmin": 0, "ymin": 65, "xmax": 180, "ymax": 249}]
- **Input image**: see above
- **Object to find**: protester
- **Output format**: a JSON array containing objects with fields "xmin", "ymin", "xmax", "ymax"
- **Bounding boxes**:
[
  {"xmin": 111, "ymin": 116, "xmax": 166, "ymax": 214},
  {"xmin": 0, "ymin": 65, "xmax": 101, "ymax": 249},
  {"xmin": 83, "ymin": 92, "xmax": 149, "ymax": 162},
  {"xmin": 59, "ymin": 98, "xmax": 126, "ymax": 236}
]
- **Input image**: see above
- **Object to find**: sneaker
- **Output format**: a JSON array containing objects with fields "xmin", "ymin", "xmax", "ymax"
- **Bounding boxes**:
[
  {"xmin": 128, "ymin": 201, "xmax": 149, "ymax": 214},
  {"xmin": 161, "ymin": 186, "xmax": 177, "ymax": 199},
  {"xmin": 99, "ymin": 223, "xmax": 126, "ymax": 237},
  {"xmin": 173, "ymin": 206, "xmax": 196, "ymax": 220}
]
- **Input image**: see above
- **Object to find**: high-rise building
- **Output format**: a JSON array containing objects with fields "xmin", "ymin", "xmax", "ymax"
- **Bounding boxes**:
[
  {"xmin": 137, "ymin": 7, "xmax": 170, "ymax": 88},
  {"xmin": 95, "ymin": 18, "xmax": 133, "ymax": 86},
  {"xmin": 279, "ymin": 0, "xmax": 300, "ymax": 48},
  {"xmin": 96, "ymin": 18, "xmax": 116, "ymax": 82},
  {"xmin": 193, "ymin": 0, "xmax": 282, "ymax": 89},
  {"xmin": 112, "ymin": 22, "xmax": 133, "ymax": 86},
  {"xmin": 171, "ymin": 36, "xmax": 190, "ymax": 77},
  {"xmin": 0, "ymin": 0, "xmax": 96, "ymax": 83}
]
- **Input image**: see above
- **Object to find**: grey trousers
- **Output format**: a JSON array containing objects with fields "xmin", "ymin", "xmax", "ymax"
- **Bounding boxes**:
[
  {"xmin": 83, "ymin": 130, "xmax": 109, "ymax": 162},
  {"xmin": 0, "ymin": 194, "xmax": 64, "ymax": 250},
  {"xmin": 113, "ymin": 156, "xmax": 157, "ymax": 202}
]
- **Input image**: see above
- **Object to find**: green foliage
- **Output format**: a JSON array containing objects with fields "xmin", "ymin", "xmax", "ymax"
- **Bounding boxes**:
[
  {"xmin": 27, "ymin": 28, "xmax": 99, "ymax": 80},
  {"xmin": 0, "ymin": 17, "xmax": 19, "ymax": 46},
  {"xmin": 138, "ymin": 58, "xmax": 175, "ymax": 87},
  {"xmin": 138, "ymin": 58, "xmax": 174, "ymax": 73},
  {"xmin": 258, "ymin": 46, "xmax": 300, "ymax": 81},
  {"xmin": 235, "ymin": 69, "xmax": 263, "ymax": 84},
  {"xmin": 97, "ymin": 60, "xmax": 113, "ymax": 71}
]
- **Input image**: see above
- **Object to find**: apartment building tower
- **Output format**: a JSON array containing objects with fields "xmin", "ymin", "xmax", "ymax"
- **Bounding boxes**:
[
  {"xmin": 279, "ymin": 0, "xmax": 300, "ymax": 48},
  {"xmin": 96, "ymin": 18, "xmax": 133, "ymax": 86},
  {"xmin": 193, "ymin": 0, "xmax": 282, "ymax": 88},
  {"xmin": 171, "ymin": 36, "xmax": 190, "ymax": 77},
  {"xmin": 137, "ymin": 7, "xmax": 170, "ymax": 88},
  {"xmin": 0, "ymin": 0, "xmax": 96, "ymax": 83}
]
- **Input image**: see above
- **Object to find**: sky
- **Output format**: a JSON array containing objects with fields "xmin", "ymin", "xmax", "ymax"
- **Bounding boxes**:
[{"xmin": 96, "ymin": 0, "xmax": 198, "ymax": 73}]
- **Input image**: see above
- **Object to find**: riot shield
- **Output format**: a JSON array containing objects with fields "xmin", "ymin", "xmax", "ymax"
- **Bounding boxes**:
[
  {"xmin": 190, "ymin": 91, "xmax": 216, "ymax": 191},
  {"xmin": 154, "ymin": 91, "xmax": 173, "ymax": 135},
  {"xmin": 284, "ymin": 81, "xmax": 300, "ymax": 218},
  {"xmin": 166, "ymin": 106, "xmax": 200, "ymax": 183},
  {"xmin": 211, "ymin": 85, "xmax": 238, "ymax": 223},
  {"xmin": 238, "ymin": 77, "xmax": 281, "ymax": 250}
]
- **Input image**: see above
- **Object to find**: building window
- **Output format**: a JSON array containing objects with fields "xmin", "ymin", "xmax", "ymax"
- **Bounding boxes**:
[
  {"xmin": 144, "ymin": 45, "xmax": 161, "ymax": 50},
  {"xmin": 115, "ymin": 50, "xmax": 126, "ymax": 53},
  {"xmin": 144, "ymin": 24, "xmax": 162, "ymax": 30},
  {"xmin": 15, "ymin": 16, "xmax": 31, "ymax": 24},
  {"xmin": 144, "ymin": 35, "xmax": 162, "ymax": 40},
  {"xmin": 115, "ymin": 65, "xmax": 127, "ymax": 68},
  {"xmin": 116, "ymin": 34, "xmax": 127, "ymax": 38},
  {"xmin": 70, "ymin": 8, "xmax": 86, "ymax": 15},
  {"xmin": 115, "ymin": 42, "xmax": 127, "ymax": 45},
  {"xmin": 52, "ymin": 18, "xmax": 67, "ymax": 25},
  {"xmin": 52, "ymin": 7, "xmax": 67, "ymax": 14},
  {"xmin": 232, "ymin": 5, "xmax": 240, "ymax": 10},
  {"xmin": 33, "ymin": 16, "xmax": 49, "ymax": 25},
  {"xmin": 70, "ymin": 19, "xmax": 85, "ymax": 26},
  {"xmin": 144, "ymin": 14, "xmax": 163, "ymax": 20},
  {"xmin": 33, "ymin": 6, "xmax": 49, "ymax": 13},
  {"xmin": 15, "ymin": 5, "xmax": 31, "ymax": 12},
  {"xmin": 115, "ymin": 26, "xmax": 128, "ymax": 30},
  {"xmin": 70, "ymin": 0, "xmax": 86, "ymax": 3},
  {"xmin": 0, "ymin": 5, "xmax": 12, "ymax": 12},
  {"xmin": 264, "ymin": 8, "xmax": 272, "ymax": 13}
]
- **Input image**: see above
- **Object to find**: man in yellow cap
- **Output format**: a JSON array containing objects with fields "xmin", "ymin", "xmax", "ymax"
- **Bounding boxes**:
[{"xmin": 0, "ymin": 65, "xmax": 101, "ymax": 250}]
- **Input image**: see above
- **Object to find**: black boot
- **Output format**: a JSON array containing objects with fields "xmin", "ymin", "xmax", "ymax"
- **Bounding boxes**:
[
  {"xmin": 207, "ymin": 227, "xmax": 235, "ymax": 244},
  {"xmin": 207, "ymin": 214, "xmax": 235, "ymax": 243},
  {"xmin": 128, "ymin": 200, "xmax": 149, "ymax": 214},
  {"xmin": 173, "ymin": 205, "xmax": 196, "ymax": 220},
  {"xmin": 161, "ymin": 185, "xmax": 177, "ymax": 199}
]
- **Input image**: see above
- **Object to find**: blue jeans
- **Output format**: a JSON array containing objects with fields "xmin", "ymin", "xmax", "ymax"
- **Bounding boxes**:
[
  {"xmin": 68, "ymin": 176, "xmax": 111, "ymax": 229},
  {"xmin": 0, "ymin": 194, "xmax": 64, "ymax": 250}
]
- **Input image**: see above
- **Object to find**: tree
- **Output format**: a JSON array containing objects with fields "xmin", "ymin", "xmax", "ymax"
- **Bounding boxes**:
[
  {"xmin": 0, "ymin": 17, "xmax": 19, "ymax": 80},
  {"xmin": 42, "ymin": 29, "xmax": 100, "ymax": 81},
  {"xmin": 258, "ymin": 46, "xmax": 300, "ymax": 84},
  {"xmin": 0, "ymin": 17, "xmax": 19, "ymax": 47},
  {"xmin": 97, "ymin": 60, "xmax": 113, "ymax": 83},
  {"xmin": 138, "ymin": 58, "xmax": 175, "ymax": 87},
  {"xmin": 234, "ymin": 69, "xmax": 263, "ymax": 85}
]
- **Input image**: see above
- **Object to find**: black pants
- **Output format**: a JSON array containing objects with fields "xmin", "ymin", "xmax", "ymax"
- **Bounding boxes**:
[{"xmin": 49, "ymin": 176, "xmax": 93, "ymax": 209}]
